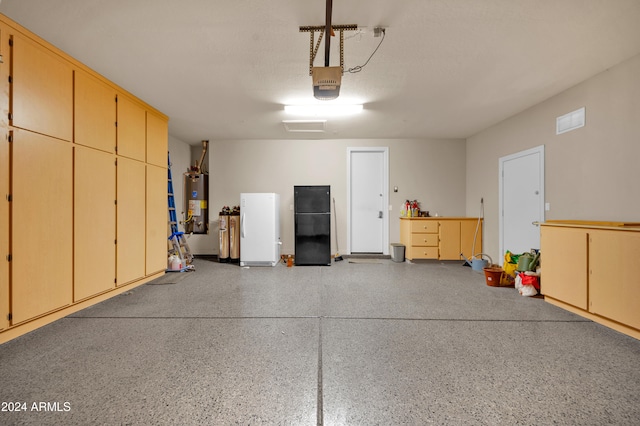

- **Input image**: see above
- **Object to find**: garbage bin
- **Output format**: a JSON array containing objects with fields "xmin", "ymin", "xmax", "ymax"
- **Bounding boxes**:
[{"xmin": 390, "ymin": 243, "xmax": 405, "ymax": 262}]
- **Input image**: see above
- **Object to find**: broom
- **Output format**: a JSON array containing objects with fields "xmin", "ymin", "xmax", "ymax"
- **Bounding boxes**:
[{"xmin": 332, "ymin": 197, "xmax": 343, "ymax": 261}]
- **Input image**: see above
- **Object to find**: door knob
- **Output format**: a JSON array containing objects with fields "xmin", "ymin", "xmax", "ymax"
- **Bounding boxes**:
[{"xmin": 378, "ymin": 211, "xmax": 383, "ymax": 218}]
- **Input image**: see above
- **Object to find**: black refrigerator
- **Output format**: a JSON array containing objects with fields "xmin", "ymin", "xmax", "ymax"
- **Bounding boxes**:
[{"xmin": 294, "ymin": 185, "xmax": 331, "ymax": 265}]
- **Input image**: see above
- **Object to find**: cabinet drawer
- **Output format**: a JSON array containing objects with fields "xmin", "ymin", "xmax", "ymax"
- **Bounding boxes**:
[
  {"xmin": 410, "ymin": 221, "xmax": 438, "ymax": 233},
  {"xmin": 408, "ymin": 246, "xmax": 438, "ymax": 259},
  {"xmin": 411, "ymin": 233, "xmax": 438, "ymax": 247}
]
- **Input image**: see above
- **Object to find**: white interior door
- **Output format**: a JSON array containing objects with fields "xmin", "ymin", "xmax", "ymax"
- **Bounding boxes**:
[
  {"xmin": 347, "ymin": 148, "xmax": 389, "ymax": 254},
  {"xmin": 499, "ymin": 145, "xmax": 545, "ymax": 263}
]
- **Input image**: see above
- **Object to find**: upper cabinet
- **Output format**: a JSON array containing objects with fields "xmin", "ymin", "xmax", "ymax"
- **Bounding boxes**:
[
  {"xmin": 147, "ymin": 111, "xmax": 168, "ymax": 167},
  {"xmin": 10, "ymin": 33, "xmax": 73, "ymax": 141},
  {"xmin": 74, "ymin": 70, "xmax": 116, "ymax": 153},
  {"xmin": 116, "ymin": 94, "xmax": 146, "ymax": 161}
]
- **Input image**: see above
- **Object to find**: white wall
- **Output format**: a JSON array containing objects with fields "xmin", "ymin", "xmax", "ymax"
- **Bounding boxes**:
[
  {"xmin": 208, "ymin": 138, "xmax": 467, "ymax": 256},
  {"xmin": 466, "ymin": 53, "xmax": 640, "ymax": 262}
]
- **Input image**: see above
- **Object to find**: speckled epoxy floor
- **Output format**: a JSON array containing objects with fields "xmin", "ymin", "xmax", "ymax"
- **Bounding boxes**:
[{"xmin": 1, "ymin": 258, "xmax": 639, "ymax": 425}]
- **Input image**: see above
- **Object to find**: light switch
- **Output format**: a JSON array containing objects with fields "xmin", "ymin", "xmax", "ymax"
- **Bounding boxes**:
[{"xmin": 545, "ymin": 202, "xmax": 550, "ymax": 211}]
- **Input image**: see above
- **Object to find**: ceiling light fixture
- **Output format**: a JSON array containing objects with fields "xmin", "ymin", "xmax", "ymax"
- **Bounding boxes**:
[{"xmin": 284, "ymin": 104, "xmax": 363, "ymax": 116}]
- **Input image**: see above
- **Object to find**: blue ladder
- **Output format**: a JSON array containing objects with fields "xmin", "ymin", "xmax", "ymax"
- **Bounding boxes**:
[{"xmin": 167, "ymin": 152, "xmax": 193, "ymax": 271}]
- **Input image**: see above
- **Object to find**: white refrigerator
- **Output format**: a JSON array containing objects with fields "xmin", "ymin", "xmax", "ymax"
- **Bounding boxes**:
[{"xmin": 239, "ymin": 193, "xmax": 281, "ymax": 267}]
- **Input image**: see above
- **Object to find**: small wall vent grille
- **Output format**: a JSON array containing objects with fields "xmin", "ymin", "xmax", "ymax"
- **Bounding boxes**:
[
  {"xmin": 556, "ymin": 107, "xmax": 585, "ymax": 135},
  {"xmin": 282, "ymin": 120, "xmax": 326, "ymax": 133}
]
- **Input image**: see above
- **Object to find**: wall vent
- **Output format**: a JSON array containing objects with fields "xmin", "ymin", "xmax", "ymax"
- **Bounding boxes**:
[
  {"xmin": 556, "ymin": 107, "xmax": 585, "ymax": 135},
  {"xmin": 282, "ymin": 120, "xmax": 326, "ymax": 133}
]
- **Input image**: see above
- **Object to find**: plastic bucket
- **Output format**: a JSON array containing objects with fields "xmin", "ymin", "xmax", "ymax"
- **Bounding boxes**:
[{"xmin": 483, "ymin": 267, "xmax": 504, "ymax": 287}]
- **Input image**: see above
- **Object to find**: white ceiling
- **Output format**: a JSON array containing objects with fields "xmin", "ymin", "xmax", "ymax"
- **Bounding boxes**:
[{"xmin": 2, "ymin": 0, "xmax": 640, "ymax": 144}]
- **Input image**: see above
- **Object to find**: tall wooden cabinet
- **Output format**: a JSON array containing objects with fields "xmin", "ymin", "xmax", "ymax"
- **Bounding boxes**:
[
  {"xmin": 74, "ymin": 146, "xmax": 116, "ymax": 301},
  {"xmin": 0, "ymin": 14, "xmax": 169, "ymax": 343},
  {"xmin": 11, "ymin": 131, "xmax": 73, "ymax": 324},
  {"xmin": 117, "ymin": 158, "xmax": 147, "ymax": 285}
]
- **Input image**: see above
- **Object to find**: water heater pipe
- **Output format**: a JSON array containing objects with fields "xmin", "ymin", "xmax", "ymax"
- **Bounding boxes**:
[{"xmin": 196, "ymin": 140, "xmax": 208, "ymax": 174}]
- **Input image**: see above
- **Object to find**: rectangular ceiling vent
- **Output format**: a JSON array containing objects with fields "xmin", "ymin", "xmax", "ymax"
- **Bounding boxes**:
[
  {"xmin": 282, "ymin": 120, "xmax": 326, "ymax": 133},
  {"xmin": 556, "ymin": 107, "xmax": 585, "ymax": 135}
]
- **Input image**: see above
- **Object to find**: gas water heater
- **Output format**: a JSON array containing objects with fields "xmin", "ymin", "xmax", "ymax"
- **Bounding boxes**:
[{"xmin": 184, "ymin": 140, "xmax": 209, "ymax": 234}]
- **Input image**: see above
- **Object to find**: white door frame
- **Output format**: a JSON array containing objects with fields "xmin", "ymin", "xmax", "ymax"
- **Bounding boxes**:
[
  {"xmin": 499, "ymin": 145, "xmax": 545, "ymax": 263},
  {"xmin": 347, "ymin": 147, "xmax": 389, "ymax": 255}
]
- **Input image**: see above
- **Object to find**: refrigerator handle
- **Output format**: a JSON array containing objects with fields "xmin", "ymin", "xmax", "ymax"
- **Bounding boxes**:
[{"xmin": 241, "ymin": 213, "xmax": 245, "ymax": 238}]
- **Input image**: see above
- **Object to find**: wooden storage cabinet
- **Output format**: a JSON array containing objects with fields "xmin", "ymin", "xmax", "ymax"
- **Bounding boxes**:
[
  {"xmin": 74, "ymin": 146, "xmax": 116, "ymax": 301},
  {"xmin": 540, "ymin": 223, "xmax": 640, "ymax": 339},
  {"xmin": 117, "ymin": 158, "xmax": 147, "ymax": 285},
  {"xmin": 0, "ymin": 22, "xmax": 9, "ymax": 331},
  {"xmin": 11, "ymin": 33, "xmax": 73, "ymax": 141},
  {"xmin": 588, "ymin": 230, "xmax": 640, "ymax": 331},
  {"xmin": 74, "ymin": 70, "xmax": 116, "ymax": 153},
  {"xmin": 147, "ymin": 111, "xmax": 168, "ymax": 167},
  {"xmin": 116, "ymin": 94, "xmax": 146, "ymax": 161},
  {"xmin": 539, "ymin": 226, "xmax": 588, "ymax": 310},
  {"xmin": 0, "ymin": 14, "xmax": 168, "ymax": 344},
  {"xmin": 146, "ymin": 164, "xmax": 169, "ymax": 275},
  {"xmin": 400, "ymin": 218, "xmax": 482, "ymax": 260},
  {"xmin": 11, "ymin": 131, "xmax": 73, "ymax": 324}
]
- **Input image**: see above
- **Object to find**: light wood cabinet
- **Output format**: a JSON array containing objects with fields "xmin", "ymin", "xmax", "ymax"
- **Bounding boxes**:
[
  {"xmin": 439, "ymin": 220, "xmax": 462, "ymax": 260},
  {"xmin": 539, "ymin": 226, "xmax": 588, "ymax": 310},
  {"xmin": 117, "ymin": 158, "xmax": 146, "ymax": 285},
  {"xmin": 146, "ymin": 164, "xmax": 168, "ymax": 274},
  {"xmin": 11, "ymin": 130, "xmax": 72, "ymax": 324},
  {"xmin": 11, "ymin": 33, "xmax": 73, "ymax": 141},
  {"xmin": 74, "ymin": 146, "xmax": 116, "ymax": 301},
  {"xmin": 540, "ymin": 222, "xmax": 640, "ymax": 339},
  {"xmin": 116, "ymin": 94, "xmax": 146, "ymax": 161},
  {"xmin": 74, "ymin": 70, "xmax": 116, "ymax": 153},
  {"xmin": 1, "ymin": 13, "xmax": 168, "ymax": 344},
  {"xmin": 147, "ymin": 111, "xmax": 168, "ymax": 167},
  {"xmin": 400, "ymin": 217, "xmax": 482, "ymax": 260},
  {"xmin": 0, "ymin": 23, "xmax": 9, "ymax": 331},
  {"xmin": 588, "ymin": 230, "xmax": 640, "ymax": 331}
]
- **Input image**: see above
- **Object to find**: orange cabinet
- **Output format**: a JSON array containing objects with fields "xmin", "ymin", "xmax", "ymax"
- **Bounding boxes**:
[
  {"xmin": 74, "ymin": 70, "xmax": 116, "ymax": 153},
  {"xmin": 117, "ymin": 94, "xmax": 146, "ymax": 161},
  {"xmin": 540, "ymin": 222, "xmax": 640, "ymax": 339},
  {"xmin": 11, "ymin": 33, "xmax": 73, "ymax": 141},
  {"xmin": 74, "ymin": 146, "xmax": 116, "ymax": 301},
  {"xmin": 147, "ymin": 111, "xmax": 168, "ymax": 167},
  {"xmin": 146, "ymin": 164, "xmax": 169, "ymax": 275},
  {"xmin": 116, "ymin": 158, "xmax": 146, "ymax": 285},
  {"xmin": 400, "ymin": 218, "xmax": 481, "ymax": 261},
  {"xmin": 11, "ymin": 130, "xmax": 72, "ymax": 324}
]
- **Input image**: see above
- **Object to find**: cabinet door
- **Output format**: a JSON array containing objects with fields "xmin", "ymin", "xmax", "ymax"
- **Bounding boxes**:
[
  {"xmin": 74, "ymin": 70, "xmax": 116, "ymax": 152},
  {"xmin": 12, "ymin": 131, "xmax": 72, "ymax": 323},
  {"xmin": 439, "ymin": 221, "xmax": 461, "ymax": 260},
  {"xmin": 116, "ymin": 94, "xmax": 146, "ymax": 161},
  {"xmin": 146, "ymin": 164, "xmax": 168, "ymax": 274},
  {"xmin": 540, "ymin": 226, "xmax": 588, "ymax": 309},
  {"xmin": 11, "ymin": 34, "xmax": 73, "ymax": 141},
  {"xmin": 117, "ymin": 157, "xmax": 146, "ymax": 285},
  {"xmin": 146, "ymin": 111, "xmax": 168, "ymax": 167},
  {"xmin": 589, "ymin": 230, "xmax": 640, "ymax": 330},
  {"xmin": 75, "ymin": 146, "xmax": 116, "ymax": 301},
  {"xmin": 0, "ymin": 26, "xmax": 8, "ymax": 330},
  {"xmin": 460, "ymin": 219, "xmax": 482, "ymax": 259}
]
